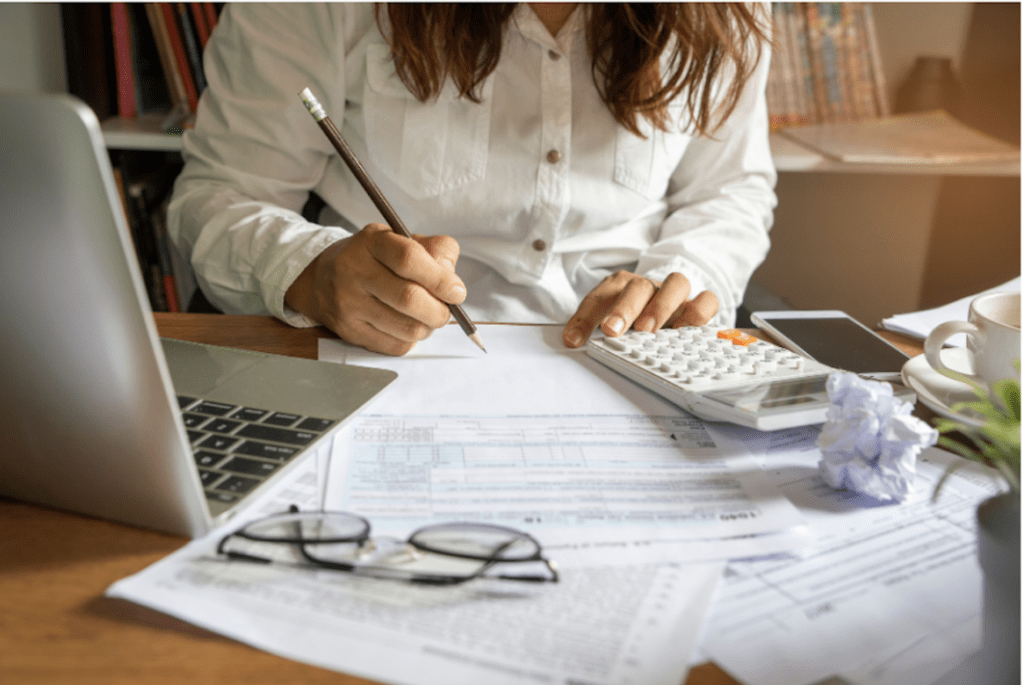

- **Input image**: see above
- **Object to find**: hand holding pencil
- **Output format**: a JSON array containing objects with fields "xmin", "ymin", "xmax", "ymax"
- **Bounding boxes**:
[{"xmin": 287, "ymin": 88, "xmax": 486, "ymax": 355}]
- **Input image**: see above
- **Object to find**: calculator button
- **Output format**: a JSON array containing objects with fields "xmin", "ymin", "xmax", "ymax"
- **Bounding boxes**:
[{"xmin": 605, "ymin": 338, "xmax": 628, "ymax": 352}]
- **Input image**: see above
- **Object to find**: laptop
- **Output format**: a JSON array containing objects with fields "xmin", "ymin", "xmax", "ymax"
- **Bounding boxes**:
[{"xmin": 0, "ymin": 91, "xmax": 397, "ymax": 538}]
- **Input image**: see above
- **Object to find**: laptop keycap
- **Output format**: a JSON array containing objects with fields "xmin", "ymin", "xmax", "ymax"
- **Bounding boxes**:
[
  {"xmin": 206, "ymin": 418, "xmax": 242, "ymax": 434},
  {"xmin": 235, "ymin": 424, "xmax": 315, "ymax": 445},
  {"xmin": 221, "ymin": 456, "xmax": 279, "ymax": 477},
  {"xmin": 198, "ymin": 434, "xmax": 239, "ymax": 451},
  {"xmin": 193, "ymin": 401, "xmax": 237, "ymax": 417},
  {"xmin": 194, "ymin": 450, "xmax": 226, "ymax": 467},
  {"xmin": 233, "ymin": 440, "xmax": 299, "ymax": 461},
  {"xmin": 264, "ymin": 412, "xmax": 301, "ymax": 427},
  {"xmin": 215, "ymin": 475, "xmax": 261, "ymax": 494},
  {"xmin": 177, "ymin": 395, "xmax": 198, "ymax": 410},
  {"xmin": 182, "ymin": 413, "xmax": 210, "ymax": 428},
  {"xmin": 297, "ymin": 417, "xmax": 334, "ymax": 432},
  {"xmin": 232, "ymin": 407, "xmax": 268, "ymax": 422}
]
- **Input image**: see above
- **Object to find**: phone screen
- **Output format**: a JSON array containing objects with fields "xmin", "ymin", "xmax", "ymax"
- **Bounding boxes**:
[{"xmin": 764, "ymin": 317, "xmax": 909, "ymax": 374}]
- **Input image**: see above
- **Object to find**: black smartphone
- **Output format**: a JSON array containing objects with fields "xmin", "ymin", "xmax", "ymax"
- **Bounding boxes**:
[{"xmin": 750, "ymin": 310, "xmax": 910, "ymax": 381}]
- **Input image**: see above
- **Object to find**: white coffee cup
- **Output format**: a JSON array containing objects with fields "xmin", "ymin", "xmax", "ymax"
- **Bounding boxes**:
[{"xmin": 924, "ymin": 291, "xmax": 1021, "ymax": 393}]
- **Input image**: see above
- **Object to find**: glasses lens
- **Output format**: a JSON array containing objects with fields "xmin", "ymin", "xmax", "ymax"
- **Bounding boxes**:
[
  {"xmin": 410, "ymin": 523, "xmax": 541, "ymax": 561},
  {"xmin": 241, "ymin": 511, "xmax": 369, "ymax": 543}
]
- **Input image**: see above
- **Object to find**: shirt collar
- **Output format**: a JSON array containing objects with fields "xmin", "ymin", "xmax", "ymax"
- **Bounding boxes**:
[{"xmin": 512, "ymin": 4, "xmax": 582, "ymax": 55}]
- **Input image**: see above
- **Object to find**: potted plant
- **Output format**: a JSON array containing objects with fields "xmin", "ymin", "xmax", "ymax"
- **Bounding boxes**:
[{"xmin": 932, "ymin": 365, "xmax": 1020, "ymax": 685}]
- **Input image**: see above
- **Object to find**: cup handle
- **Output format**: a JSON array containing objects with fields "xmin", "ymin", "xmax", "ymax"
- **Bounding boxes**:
[{"xmin": 924, "ymin": 320, "xmax": 985, "ymax": 386}]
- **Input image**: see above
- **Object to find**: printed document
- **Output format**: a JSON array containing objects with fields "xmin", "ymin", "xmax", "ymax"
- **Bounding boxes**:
[
  {"xmin": 108, "ymin": 443, "xmax": 725, "ymax": 685},
  {"xmin": 320, "ymin": 325, "xmax": 809, "ymax": 563},
  {"xmin": 697, "ymin": 427, "xmax": 1000, "ymax": 685}
]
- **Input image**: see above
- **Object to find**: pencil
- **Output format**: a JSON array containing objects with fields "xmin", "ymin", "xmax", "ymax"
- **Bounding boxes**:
[{"xmin": 298, "ymin": 87, "xmax": 486, "ymax": 353}]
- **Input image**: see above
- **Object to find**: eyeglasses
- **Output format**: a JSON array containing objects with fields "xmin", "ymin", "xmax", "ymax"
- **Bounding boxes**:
[{"xmin": 217, "ymin": 505, "xmax": 559, "ymax": 585}]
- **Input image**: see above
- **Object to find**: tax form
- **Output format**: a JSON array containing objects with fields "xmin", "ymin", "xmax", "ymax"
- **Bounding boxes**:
[
  {"xmin": 319, "ymin": 325, "xmax": 810, "ymax": 563},
  {"xmin": 696, "ymin": 427, "xmax": 1000, "ymax": 685},
  {"xmin": 107, "ymin": 438, "xmax": 725, "ymax": 685}
]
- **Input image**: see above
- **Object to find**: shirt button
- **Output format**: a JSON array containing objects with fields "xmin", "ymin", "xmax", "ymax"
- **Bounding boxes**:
[
  {"xmin": 546, "ymin": 149, "xmax": 561, "ymax": 164},
  {"xmin": 532, "ymin": 239, "xmax": 547, "ymax": 252},
  {"xmin": 548, "ymin": 50, "xmax": 561, "ymax": 60}
]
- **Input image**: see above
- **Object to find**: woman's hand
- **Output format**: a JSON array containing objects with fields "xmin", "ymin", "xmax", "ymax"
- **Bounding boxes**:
[
  {"xmin": 285, "ymin": 223, "xmax": 466, "ymax": 355},
  {"xmin": 562, "ymin": 271, "xmax": 719, "ymax": 348}
]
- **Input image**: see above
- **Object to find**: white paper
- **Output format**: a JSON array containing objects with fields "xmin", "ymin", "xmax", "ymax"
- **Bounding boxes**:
[
  {"xmin": 881, "ymin": 277, "xmax": 1020, "ymax": 345},
  {"xmin": 107, "ymin": 434, "xmax": 725, "ymax": 685},
  {"xmin": 698, "ymin": 439, "xmax": 1002, "ymax": 685},
  {"xmin": 318, "ymin": 324, "xmax": 706, "ymax": 416}
]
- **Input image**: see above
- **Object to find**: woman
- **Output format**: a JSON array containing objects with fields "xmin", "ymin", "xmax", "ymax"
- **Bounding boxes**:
[{"xmin": 169, "ymin": 3, "xmax": 776, "ymax": 355}]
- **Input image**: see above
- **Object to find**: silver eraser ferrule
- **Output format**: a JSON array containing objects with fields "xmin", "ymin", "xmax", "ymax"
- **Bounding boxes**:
[{"xmin": 299, "ymin": 87, "xmax": 327, "ymax": 122}]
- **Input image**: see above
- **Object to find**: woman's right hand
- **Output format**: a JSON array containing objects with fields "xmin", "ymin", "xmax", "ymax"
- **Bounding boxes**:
[{"xmin": 285, "ymin": 223, "xmax": 467, "ymax": 355}]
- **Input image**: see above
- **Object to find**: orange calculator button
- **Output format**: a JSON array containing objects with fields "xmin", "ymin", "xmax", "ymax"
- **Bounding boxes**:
[
  {"xmin": 731, "ymin": 334, "xmax": 758, "ymax": 346},
  {"xmin": 717, "ymin": 329, "xmax": 742, "ymax": 340}
]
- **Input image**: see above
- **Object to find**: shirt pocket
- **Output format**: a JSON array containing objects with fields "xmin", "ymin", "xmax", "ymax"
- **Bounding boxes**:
[
  {"xmin": 613, "ymin": 107, "xmax": 691, "ymax": 201},
  {"xmin": 362, "ymin": 43, "xmax": 492, "ymax": 201}
]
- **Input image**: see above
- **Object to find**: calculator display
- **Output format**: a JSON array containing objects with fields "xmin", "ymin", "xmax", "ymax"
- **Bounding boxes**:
[{"xmin": 702, "ymin": 375, "xmax": 831, "ymax": 413}]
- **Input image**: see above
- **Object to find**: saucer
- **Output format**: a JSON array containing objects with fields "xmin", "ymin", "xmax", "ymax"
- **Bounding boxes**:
[{"xmin": 901, "ymin": 348, "xmax": 986, "ymax": 430}]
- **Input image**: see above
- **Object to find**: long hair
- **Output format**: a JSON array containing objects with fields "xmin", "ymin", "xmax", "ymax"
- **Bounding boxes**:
[{"xmin": 375, "ymin": 3, "xmax": 770, "ymax": 137}]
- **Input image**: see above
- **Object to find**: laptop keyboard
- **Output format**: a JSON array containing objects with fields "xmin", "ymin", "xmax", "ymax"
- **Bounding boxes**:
[{"xmin": 177, "ymin": 395, "xmax": 336, "ymax": 507}]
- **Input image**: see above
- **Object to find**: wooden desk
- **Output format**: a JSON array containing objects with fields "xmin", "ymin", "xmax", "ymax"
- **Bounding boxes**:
[{"xmin": 0, "ymin": 314, "xmax": 927, "ymax": 685}]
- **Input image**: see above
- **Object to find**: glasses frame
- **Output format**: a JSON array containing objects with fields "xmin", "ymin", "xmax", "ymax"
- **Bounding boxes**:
[{"xmin": 217, "ymin": 506, "xmax": 559, "ymax": 585}]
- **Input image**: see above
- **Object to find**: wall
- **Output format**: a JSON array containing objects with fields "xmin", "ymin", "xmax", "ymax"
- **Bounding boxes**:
[{"xmin": 0, "ymin": 3, "xmax": 65, "ymax": 93}]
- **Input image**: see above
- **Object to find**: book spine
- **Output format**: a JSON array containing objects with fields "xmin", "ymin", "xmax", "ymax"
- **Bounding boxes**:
[
  {"xmin": 189, "ymin": 2, "xmax": 210, "ymax": 47},
  {"xmin": 818, "ymin": 3, "xmax": 846, "ymax": 122},
  {"xmin": 159, "ymin": 2, "xmax": 199, "ymax": 113},
  {"xmin": 149, "ymin": 201, "xmax": 180, "ymax": 312},
  {"xmin": 110, "ymin": 3, "xmax": 138, "ymax": 120},
  {"xmin": 776, "ymin": 3, "xmax": 799, "ymax": 129},
  {"xmin": 145, "ymin": 3, "xmax": 188, "ymax": 112},
  {"xmin": 766, "ymin": 4, "xmax": 783, "ymax": 129},
  {"xmin": 802, "ymin": 4, "xmax": 829, "ymax": 124},
  {"xmin": 203, "ymin": 2, "xmax": 219, "ymax": 33},
  {"xmin": 176, "ymin": 3, "xmax": 208, "ymax": 95},
  {"xmin": 861, "ymin": 3, "xmax": 890, "ymax": 117},
  {"xmin": 782, "ymin": 3, "xmax": 809, "ymax": 127},
  {"xmin": 792, "ymin": 6, "xmax": 815, "ymax": 124}
]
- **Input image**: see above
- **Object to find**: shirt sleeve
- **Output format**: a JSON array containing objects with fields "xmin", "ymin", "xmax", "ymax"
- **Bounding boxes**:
[
  {"xmin": 167, "ymin": 3, "xmax": 363, "ymax": 326},
  {"xmin": 635, "ymin": 39, "xmax": 777, "ymax": 327}
]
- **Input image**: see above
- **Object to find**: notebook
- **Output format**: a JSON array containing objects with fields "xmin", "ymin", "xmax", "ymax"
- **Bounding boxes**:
[{"xmin": 0, "ymin": 91, "xmax": 396, "ymax": 537}]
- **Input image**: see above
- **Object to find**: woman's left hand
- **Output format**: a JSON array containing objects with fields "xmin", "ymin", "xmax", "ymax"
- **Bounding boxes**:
[{"xmin": 562, "ymin": 271, "xmax": 719, "ymax": 348}]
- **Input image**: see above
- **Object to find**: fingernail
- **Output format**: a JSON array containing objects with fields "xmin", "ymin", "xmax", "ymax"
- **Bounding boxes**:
[
  {"xmin": 564, "ymin": 328, "xmax": 582, "ymax": 347},
  {"xmin": 636, "ymin": 317, "xmax": 654, "ymax": 333},
  {"xmin": 604, "ymin": 316, "xmax": 625, "ymax": 335},
  {"xmin": 449, "ymin": 284, "xmax": 466, "ymax": 300},
  {"xmin": 439, "ymin": 258, "xmax": 454, "ymax": 270}
]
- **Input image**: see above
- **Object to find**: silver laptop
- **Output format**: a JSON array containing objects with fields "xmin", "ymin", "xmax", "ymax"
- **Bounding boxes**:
[{"xmin": 0, "ymin": 91, "xmax": 396, "ymax": 537}]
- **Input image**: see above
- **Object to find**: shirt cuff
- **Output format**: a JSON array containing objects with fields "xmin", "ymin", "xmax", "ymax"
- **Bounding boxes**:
[{"xmin": 264, "ymin": 226, "xmax": 350, "ymax": 328}]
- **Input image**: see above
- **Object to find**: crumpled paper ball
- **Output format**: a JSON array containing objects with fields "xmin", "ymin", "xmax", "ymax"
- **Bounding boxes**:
[{"xmin": 816, "ymin": 372, "xmax": 938, "ymax": 502}]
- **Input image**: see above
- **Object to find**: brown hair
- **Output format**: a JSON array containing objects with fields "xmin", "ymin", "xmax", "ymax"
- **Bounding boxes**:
[{"xmin": 375, "ymin": 3, "xmax": 770, "ymax": 137}]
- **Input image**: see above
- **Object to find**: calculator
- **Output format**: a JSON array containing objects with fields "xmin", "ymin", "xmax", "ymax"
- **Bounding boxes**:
[{"xmin": 587, "ymin": 326, "xmax": 875, "ymax": 431}]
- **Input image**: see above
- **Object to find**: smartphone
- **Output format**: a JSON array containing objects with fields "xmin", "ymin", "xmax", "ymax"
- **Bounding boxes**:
[{"xmin": 750, "ymin": 310, "xmax": 910, "ymax": 382}]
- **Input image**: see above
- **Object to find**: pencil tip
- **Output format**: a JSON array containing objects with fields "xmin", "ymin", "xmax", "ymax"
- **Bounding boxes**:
[{"xmin": 469, "ymin": 332, "xmax": 487, "ymax": 353}]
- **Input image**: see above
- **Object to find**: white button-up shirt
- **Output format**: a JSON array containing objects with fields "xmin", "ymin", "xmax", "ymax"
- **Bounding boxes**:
[{"xmin": 168, "ymin": 3, "xmax": 776, "ymax": 328}]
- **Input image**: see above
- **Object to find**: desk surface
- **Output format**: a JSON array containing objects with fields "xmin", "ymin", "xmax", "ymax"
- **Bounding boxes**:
[{"xmin": 0, "ymin": 314, "xmax": 928, "ymax": 685}]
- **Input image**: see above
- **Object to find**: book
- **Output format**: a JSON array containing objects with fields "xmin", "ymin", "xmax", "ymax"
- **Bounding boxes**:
[
  {"xmin": 110, "ymin": 3, "xmax": 138, "ymax": 119},
  {"xmin": 158, "ymin": 2, "xmax": 199, "ymax": 112},
  {"xmin": 189, "ymin": 2, "xmax": 210, "ymax": 47},
  {"xmin": 779, "ymin": 109, "xmax": 1022, "ymax": 165},
  {"xmin": 176, "ymin": 3, "xmax": 207, "ymax": 96},
  {"xmin": 128, "ymin": 4, "xmax": 174, "ymax": 115},
  {"xmin": 861, "ymin": 4, "xmax": 890, "ymax": 117},
  {"xmin": 145, "ymin": 3, "xmax": 189, "ymax": 113}
]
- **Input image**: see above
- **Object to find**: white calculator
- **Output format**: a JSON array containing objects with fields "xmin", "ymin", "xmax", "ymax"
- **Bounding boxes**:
[{"xmin": 587, "ymin": 326, "xmax": 841, "ymax": 431}]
